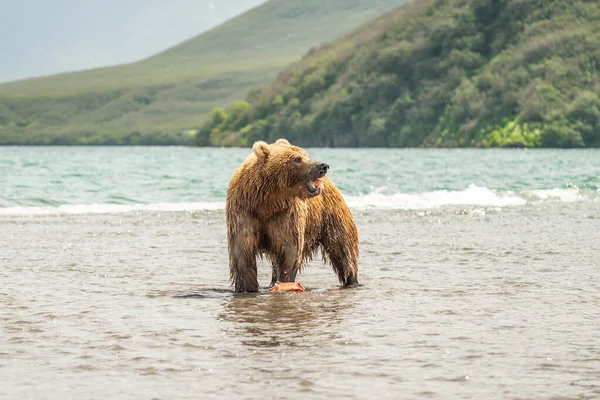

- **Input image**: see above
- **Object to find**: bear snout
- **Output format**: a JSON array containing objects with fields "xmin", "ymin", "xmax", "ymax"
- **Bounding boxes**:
[{"xmin": 314, "ymin": 162, "xmax": 329, "ymax": 178}]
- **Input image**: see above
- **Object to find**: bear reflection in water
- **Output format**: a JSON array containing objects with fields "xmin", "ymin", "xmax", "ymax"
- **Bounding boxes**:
[{"xmin": 218, "ymin": 288, "xmax": 358, "ymax": 348}]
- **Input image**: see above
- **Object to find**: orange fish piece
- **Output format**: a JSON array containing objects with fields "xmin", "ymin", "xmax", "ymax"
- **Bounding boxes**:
[{"xmin": 267, "ymin": 282, "xmax": 305, "ymax": 293}]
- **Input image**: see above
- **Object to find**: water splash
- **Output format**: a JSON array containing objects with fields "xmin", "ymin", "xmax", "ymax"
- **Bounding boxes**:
[{"xmin": 0, "ymin": 185, "xmax": 594, "ymax": 216}]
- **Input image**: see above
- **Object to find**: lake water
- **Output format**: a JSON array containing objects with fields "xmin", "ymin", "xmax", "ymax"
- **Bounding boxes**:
[{"xmin": 1, "ymin": 146, "xmax": 599, "ymax": 399}]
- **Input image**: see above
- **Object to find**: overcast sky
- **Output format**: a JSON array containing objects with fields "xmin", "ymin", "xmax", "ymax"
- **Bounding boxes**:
[{"xmin": 0, "ymin": 0, "xmax": 266, "ymax": 83}]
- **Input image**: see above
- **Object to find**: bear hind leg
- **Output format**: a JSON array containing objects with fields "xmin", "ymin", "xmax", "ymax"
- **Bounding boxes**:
[
  {"xmin": 328, "ymin": 248, "xmax": 359, "ymax": 287},
  {"xmin": 322, "ymin": 237, "xmax": 359, "ymax": 287}
]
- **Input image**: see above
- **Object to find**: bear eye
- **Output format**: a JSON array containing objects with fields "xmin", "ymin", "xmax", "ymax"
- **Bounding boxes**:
[{"xmin": 294, "ymin": 156, "xmax": 302, "ymax": 164}]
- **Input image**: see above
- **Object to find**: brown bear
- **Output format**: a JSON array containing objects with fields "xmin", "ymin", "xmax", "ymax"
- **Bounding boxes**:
[{"xmin": 226, "ymin": 138, "xmax": 359, "ymax": 292}]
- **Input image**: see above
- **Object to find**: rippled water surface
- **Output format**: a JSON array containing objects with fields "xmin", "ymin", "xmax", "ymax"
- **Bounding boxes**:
[{"xmin": 1, "ymin": 147, "xmax": 599, "ymax": 399}]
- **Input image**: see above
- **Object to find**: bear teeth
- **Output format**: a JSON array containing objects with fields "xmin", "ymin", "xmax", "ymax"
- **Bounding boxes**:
[{"xmin": 306, "ymin": 180, "xmax": 321, "ymax": 195}]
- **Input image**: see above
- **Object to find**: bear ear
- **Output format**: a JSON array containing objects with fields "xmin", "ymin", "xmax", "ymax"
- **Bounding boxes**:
[
  {"xmin": 252, "ymin": 140, "xmax": 270, "ymax": 160},
  {"xmin": 275, "ymin": 138, "xmax": 290, "ymax": 146}
]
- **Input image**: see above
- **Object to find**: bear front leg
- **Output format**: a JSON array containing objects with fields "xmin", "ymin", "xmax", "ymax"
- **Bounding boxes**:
[
  {"xmin": 267, "ymin": 217, "xmax": 305, "ymax": 286},
  {"xmin": 228, "ymin": 223, "xmax": 259, "ymax": 293},
  {"xmin": 272, "ymin": 241, "xmax": 303, "ymax": 285}
]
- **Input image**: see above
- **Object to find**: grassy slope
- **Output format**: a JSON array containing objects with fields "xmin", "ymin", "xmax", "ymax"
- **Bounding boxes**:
[
  {"xmin": 0, "ymin": 0, "xmax": 407, "ymax": 145},
  {"xmin": 201, "ymin": 0, "xmax": 600, "ymax": 148}
]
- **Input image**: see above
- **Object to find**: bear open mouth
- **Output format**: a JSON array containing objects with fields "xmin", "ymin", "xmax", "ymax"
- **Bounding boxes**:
[{"xmin": 306, "ymin": 179, "xmax": 323, "ymax": 196}]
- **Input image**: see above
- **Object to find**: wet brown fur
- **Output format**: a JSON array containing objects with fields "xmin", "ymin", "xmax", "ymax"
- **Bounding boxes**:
[{"xmin": 226, "ymin": 138, "xmax": 359, "ymax": 292}]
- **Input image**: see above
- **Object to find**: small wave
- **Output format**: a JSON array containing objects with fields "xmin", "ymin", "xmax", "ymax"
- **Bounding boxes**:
[
  {"xmin": 525, "ymin": 188, "xmax": 582, "ymax": 202},
  {"xmin": 0, "ymin": 186, "xmax": 592, "ymax": 216},
  {"xmin": 343, "ymin": 185, "xmax": 595, "ymax": 210},
  {"xmin": 344, "ymin": 184, "xmax": 527, "ymax": 210},
  {"xmin": 0, "ymin": 202, "xmax": 224, "ymax": 216}
]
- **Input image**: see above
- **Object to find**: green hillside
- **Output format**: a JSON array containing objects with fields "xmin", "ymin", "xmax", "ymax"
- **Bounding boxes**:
[
  {"xmin": 0, "ymin": 0, "xmax": 407, "ymax": 145},
  {"xmin": 200, "ymin": 0, "xmax": 600, "ymax": 148}
]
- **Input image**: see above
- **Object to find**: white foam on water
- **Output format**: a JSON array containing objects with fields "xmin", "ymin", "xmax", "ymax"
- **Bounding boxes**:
[
  {"xmin": 0, "ymin": 202, "xmax": 225, "ymax": 216},
  {"xmin": 525, "ymin": 188, "xmax": 582, "ymax": 202},
  {"xmin": 344, "ymin": 184, "xmax": 528, "ymax": 210},
  {"xmin": 0, "ymin": 186, "xmax": 590, "ymax": 216}
]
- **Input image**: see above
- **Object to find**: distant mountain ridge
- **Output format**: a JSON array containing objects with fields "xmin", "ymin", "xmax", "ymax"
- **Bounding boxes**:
[
  {"xmin": 0, "ymin": 0, "xmax": 407, "ymax": 145},
  {"xmin": 0, "ymin": 0, "xmax": 266, "ymax": 83}
]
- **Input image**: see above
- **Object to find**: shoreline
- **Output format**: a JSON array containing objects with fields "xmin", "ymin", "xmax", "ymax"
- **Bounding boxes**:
[{"xmin": 0, "ymin": 142, "xmax": 596, "ymax": 149}]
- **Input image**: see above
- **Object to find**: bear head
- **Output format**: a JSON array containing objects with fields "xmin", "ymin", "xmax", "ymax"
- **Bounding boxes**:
[{"xmin": 251, "ymin": 138, "xmax": 329, "ymax": 198}]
